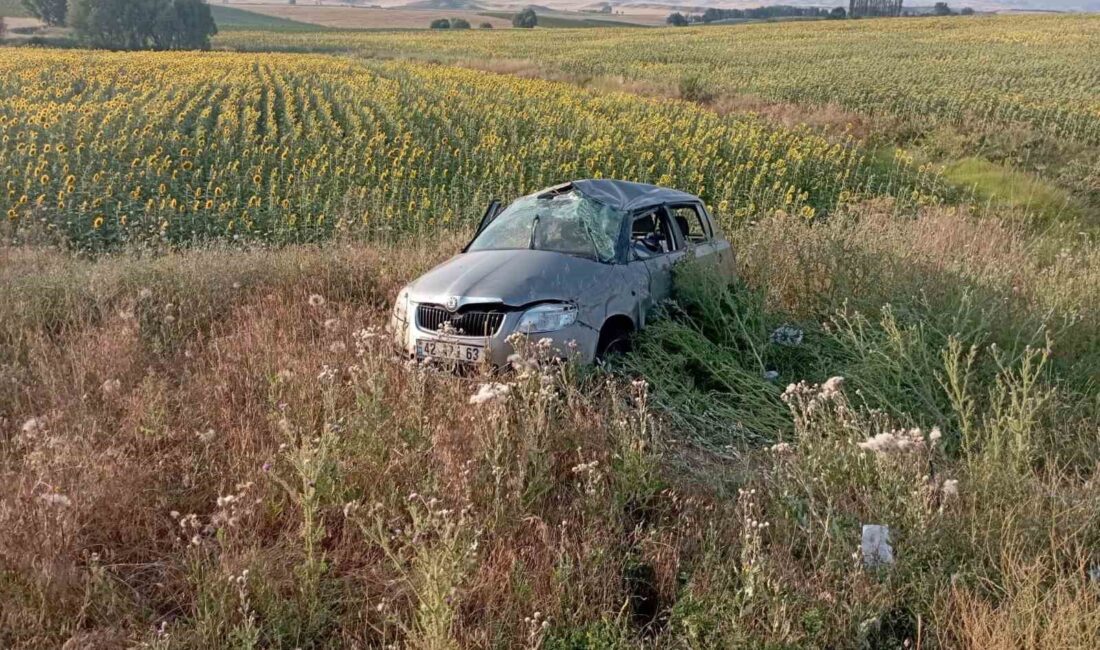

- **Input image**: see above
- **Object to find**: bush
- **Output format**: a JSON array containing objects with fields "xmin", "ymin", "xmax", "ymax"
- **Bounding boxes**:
[
  {"xmin": 512, "ymin": 7, "xmax": 537, "ymax": 28},
  {"xmin": 429, "ymin": 18, "xmax": 450, "ymax": 29},
  {"xmin": 666, "ymin": 12, "xmax": 688, "ymax": 26},
  {"xmin": 829, "ymin": 6, "xmax": 846, "ymax": 19},
  {"xmin": 20, "ymin": 0, "xmax": 67, "ymax": 26},
  {"xmin": 69, "ymin": 0, "xmax": 216, "ymax": 50},
  {"xmin": 479, "ymin": 21, "xmax": 493, "ymax": 28},
  {"xmin": 678, "ymin": 73, "xmax": 715, "ymax": 103},
  {"xmin": 449, "ymin": 17, "xmax": 470, "ymax": 29}
]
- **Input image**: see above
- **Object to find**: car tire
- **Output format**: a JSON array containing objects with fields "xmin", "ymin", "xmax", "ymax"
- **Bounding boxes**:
[{"xmin": 596, "ymin": 318, "xmax": 634, "ymax": 361}]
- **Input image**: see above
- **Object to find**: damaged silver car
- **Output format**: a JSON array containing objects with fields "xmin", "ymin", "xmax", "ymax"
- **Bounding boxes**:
[{"xmin": 391, "ymin": 179, "xmax": 734, "ymax": 365}]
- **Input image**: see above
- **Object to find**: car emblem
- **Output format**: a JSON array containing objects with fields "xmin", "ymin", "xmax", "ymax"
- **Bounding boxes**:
[{"xmin": 445, "ymin": 296, "xmax": 459, "ymax": 312}]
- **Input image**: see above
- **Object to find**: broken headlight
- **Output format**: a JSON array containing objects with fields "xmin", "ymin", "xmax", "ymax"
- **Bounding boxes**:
[{"xmin": 517, "ymin": 303, "xmax": 577, "ymax": 334}]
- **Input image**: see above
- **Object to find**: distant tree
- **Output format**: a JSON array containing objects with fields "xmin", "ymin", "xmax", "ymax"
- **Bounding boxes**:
[
  {"xmin": 0, "ymin": 17, "xmax": 6, "ymax": 39},
  {"xmin": 479, "ymin": 21, "xmax": 493, "ymax": 28},
  {"xmin": 960, "ymin": 7, "xmax": 975, "ymax": 14},
  {"xmin": 151, "ymin": 0, "xmax": 217, "ymax": 50},
  {"xmin": 429, "ymin": 17, "xmax": 450, "ymax": 28},
  {"xmin": 450, "ymin": 17, "xmax": 471, "ymax": 29},
  {"xmin": 20, "ymin": 0, "xmax": 68, "ymax": 26},
  {"xmin": 512, "ymin": 7, "xmax": 537, "ymax": 28},
  {"xmin": 933, "ymin": 2, "xmax": 953, "ymax": 15},
  {"xmin": 666, "ymin": 12, "xmax": 688, "ymax": 26},
  {"xmin": 70, "ymin": 0, "xmax": 216, "ymax": 50},
  {"xmin": 829, "ymin": 6, "xmax": 846, "ymax": 19}
]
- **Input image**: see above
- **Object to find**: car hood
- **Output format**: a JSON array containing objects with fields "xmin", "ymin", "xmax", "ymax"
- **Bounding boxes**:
[{"xmin": 408, "ymin": 249, "xmax": 612, "ymax": 309}]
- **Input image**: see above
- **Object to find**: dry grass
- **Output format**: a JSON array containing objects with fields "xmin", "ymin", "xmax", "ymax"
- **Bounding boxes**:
[
  {"xmin": 2, "ymin": 206, "xmax": 1098, "ymax": 648},
  {"xmin": 461, "ymin": 58, "xmax": 884, "ymax": 140}
]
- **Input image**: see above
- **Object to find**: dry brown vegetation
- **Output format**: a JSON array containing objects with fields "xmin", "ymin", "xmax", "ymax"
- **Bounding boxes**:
[
  {"xmin": 460, "ymin": 58, "xmax": 883, "ymax": 140},
  {"xmin": 2, "ymin": 203, "xmax": 1098, "ymax": 648}
]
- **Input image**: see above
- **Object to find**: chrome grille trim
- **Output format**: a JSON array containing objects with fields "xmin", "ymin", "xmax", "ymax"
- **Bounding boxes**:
[{"xmin": 416, "ymin": 304, "xmax": 506, "ymax": 337}]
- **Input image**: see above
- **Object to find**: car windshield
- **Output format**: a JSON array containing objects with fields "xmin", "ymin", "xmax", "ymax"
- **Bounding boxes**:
[{"xmin": 467, "ymin": 190, "xmax": 623, "ymax": 263}]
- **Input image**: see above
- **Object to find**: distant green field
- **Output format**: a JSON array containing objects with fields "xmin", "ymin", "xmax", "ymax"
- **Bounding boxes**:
[
  {"xmin": 210, "ymin": 5, "xmax": 325, "ymax": 31},
  {"xmin": 0, "ymin": 0, "xmax": 31, "ymax": 18},
  {"xmin": 478, "ymin": 11, "xmax": 644, "ymax": 28},
  {"xmin": 942, "ymin": 157, "xmax": 1078, "ymax": 222}
]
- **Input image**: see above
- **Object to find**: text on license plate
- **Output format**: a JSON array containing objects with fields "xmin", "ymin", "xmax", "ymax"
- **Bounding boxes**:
[{"xmin": 416, "ymin": 339, "xmax": 484, "ymax": 363}]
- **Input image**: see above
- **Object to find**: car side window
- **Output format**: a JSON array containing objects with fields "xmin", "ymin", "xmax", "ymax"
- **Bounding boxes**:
[
  {"xmin": 630, "ymin": 209, "xmax": 677, "ymax": 258},
  {"xmin": 668, "ymin": 204, "xmax": 710, "ymax": 244}
]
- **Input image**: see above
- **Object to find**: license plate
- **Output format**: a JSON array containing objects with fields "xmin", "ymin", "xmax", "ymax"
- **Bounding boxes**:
[{"xmin": 416, "ymin": 338, "xmax": 484, "ymax": 363}]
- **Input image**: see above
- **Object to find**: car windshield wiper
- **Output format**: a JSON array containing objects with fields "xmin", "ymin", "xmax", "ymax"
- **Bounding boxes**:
[
  {"xmin": 528, "ymin": 213, "xmax": 542, "ymax": 250},
  {"xmin": 579, "ymin": 218, "xmax": 606, "ymax": 263}
]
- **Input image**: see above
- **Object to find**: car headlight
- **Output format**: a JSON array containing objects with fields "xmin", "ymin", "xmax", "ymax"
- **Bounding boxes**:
[
  {"xmin": 517, "ymin": 303, "xmax": 577, "ymax": 334},
  {"xmin": 393, "ymin": 286, "xmax": 410, "ymax": 322}
]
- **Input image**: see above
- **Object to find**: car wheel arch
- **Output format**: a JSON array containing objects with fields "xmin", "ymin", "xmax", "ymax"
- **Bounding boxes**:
[{"xmin": 596, "ymin": 314, "xmax": 635, "ymax": 358}]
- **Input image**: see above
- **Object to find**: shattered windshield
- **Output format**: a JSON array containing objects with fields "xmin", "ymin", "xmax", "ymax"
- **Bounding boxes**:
[{"xmin": 467, "ymin": 190, "xmax": 623, "ymax": 263}]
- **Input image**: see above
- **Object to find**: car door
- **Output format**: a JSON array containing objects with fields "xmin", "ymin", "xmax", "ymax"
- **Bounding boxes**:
[
  {"xmin": 667, "ymin": 202, "xmax": 734, "ymax": 277},
  {"xmin": 626, "ymin": 207, "xmax": 686, "ymax": 323}
]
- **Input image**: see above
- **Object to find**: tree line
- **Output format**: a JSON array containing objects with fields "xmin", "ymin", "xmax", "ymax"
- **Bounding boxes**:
[
  {"xmin": 667, "ymin": 5, "xmax": 848, "ymax": 26},
  {"xmin": 668, "ymin": 3, "xmax": 975, "ymax": 25},
  {"xmin": 20, "ymin": 0, "xmax": 216, "ymax": 50}
]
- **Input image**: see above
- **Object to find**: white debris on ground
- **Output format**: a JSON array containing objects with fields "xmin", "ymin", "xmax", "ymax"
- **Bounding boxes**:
[
  {"xmin": 769, "ymin": 325, "xmax": 804, "ymax": 347},
  {"xmin": 861, "ymin": 524, "xmax": 895, "ymax": 568}
]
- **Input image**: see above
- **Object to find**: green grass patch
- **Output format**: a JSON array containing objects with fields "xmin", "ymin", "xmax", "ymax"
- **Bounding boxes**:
[
  {"xmin": 478, "ymin": 11, "xmax": 644, "ymax": 28},
  {"xmin": 943, "ymin": 157, "xmax": 1077, "ymax": 222},
  {"xmin": 210, "ymin": 5, "xmax": 326, "ymax": 32},
  {"xmin": 0, "ymin": 0, "xmax": 31, "ymax": 18}
]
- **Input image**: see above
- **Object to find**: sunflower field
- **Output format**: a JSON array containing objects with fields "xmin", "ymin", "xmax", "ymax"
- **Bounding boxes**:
[
  {"xmin": 222, "ymin": 14, "xmax": 1100, "ymax": 148},
  {"xmin": 0, "ymin": 49, "xmax": 943, "ymax": 250}
]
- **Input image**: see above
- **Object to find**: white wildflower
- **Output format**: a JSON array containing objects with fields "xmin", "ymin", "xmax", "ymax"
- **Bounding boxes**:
[
  {"xmin": 307, "ymin": 294, "xmax": 326, "ymax": 308},
  {"xmin": 819, "ymin": 376, "xmax": 845, "ymax": 400},
  {"xmin": 469, "ymin": 382, "xmax": 512, "ymax": 406},
  {"xmin": 857, "ymin": 428, "xmax": 926, "ymax": 455},
  {"xmin": 929, "ymin": 427, "xmax": 942, "ymax": 443},
  {"xmin": 323, "ymin": 318, "xmax": 340, "ymax": 331},
  {"xmin": 942, "ymin": 479, "xmax": 959, "ymax": 498},
  {"xmin": 21, "ymin": 417, "xmax": 46, "ymax": 436},
  {"xmin": 770, "ymin": 442, "xmax": 793, "ymax": 455},
  {"xmin": 329, "ymin": 341, "xmax": 347, "ymax": 354},
  {"xmin": 101, "ymin": 378, "xmax": 122, "ymax": 396},
  {"xmin": 196, "ymin": 428, "xmax": 216, "ymax": 443},
  {"xmin": 38, "ymin": 493, "xmax": 72, "ymax": 507}
]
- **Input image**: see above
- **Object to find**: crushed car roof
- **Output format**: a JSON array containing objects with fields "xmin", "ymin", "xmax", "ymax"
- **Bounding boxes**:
[{"xmin": 539, "ymin": 179, "xmax": 701, "ymax": 212}]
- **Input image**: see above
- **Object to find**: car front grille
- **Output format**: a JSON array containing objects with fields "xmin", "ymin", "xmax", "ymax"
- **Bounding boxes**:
[{"xmin": 416, "ymin": 304, "xmax": 506, "ymax": 337}]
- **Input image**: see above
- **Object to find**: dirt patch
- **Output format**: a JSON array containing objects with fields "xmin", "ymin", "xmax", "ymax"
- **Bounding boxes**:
[
  {"xmin": 226, "ymin": 3, "xmax": 514, "ymax": 29},
  {"xmin": 1, "ymin": 17, "xmax": 44, "ymax": 30},
  {"xmin": 461, "ymin": 58, "xmax": 883, "ymax": 140}
]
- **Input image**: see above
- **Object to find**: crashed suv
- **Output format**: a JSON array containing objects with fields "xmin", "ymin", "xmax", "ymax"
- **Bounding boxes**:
[{"xmin": 391, "ymin": 179, "xmax": 734, "ymax": 365}]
